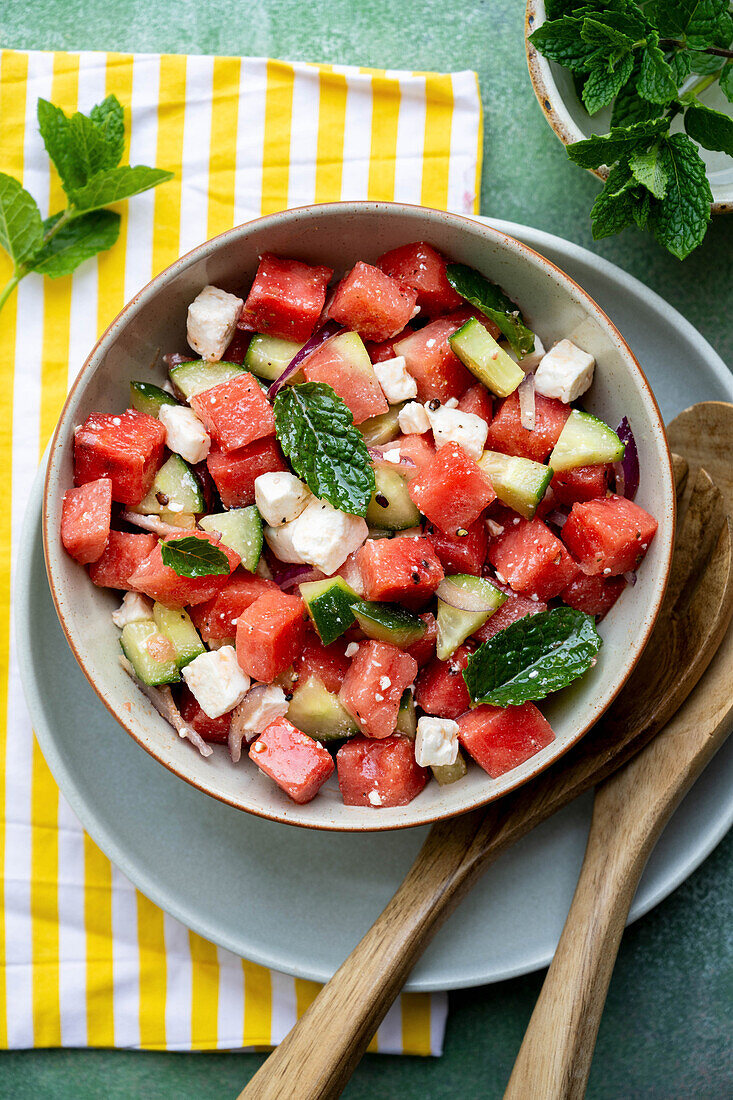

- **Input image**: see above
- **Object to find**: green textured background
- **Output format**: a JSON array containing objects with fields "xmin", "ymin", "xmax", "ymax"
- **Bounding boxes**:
[{"xmin": 1, "ymin": 1, "xmax": 731, "ymax": 1096}]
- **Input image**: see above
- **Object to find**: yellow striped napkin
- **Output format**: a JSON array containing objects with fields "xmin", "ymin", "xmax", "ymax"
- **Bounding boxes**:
[{"xmin": 0, "ymin": 47, "xmax": 482, "ymax": 1052}]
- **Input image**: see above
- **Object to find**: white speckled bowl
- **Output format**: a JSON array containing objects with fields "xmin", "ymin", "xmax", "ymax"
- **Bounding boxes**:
[{"xmin": 42, "ymin": 202, "xmax": 675, "ymax": 831}]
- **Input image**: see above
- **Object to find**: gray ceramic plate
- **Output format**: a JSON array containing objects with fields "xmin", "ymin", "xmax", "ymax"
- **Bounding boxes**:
[{"xmin": 18, "ymin": 219, "xmax": 733, "ymax": 990}]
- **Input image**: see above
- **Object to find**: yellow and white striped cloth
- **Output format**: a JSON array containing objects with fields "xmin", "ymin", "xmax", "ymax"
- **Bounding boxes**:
[{"xmin": 0, "ymin": 48, "xmax": 483, "ymax": 1051}]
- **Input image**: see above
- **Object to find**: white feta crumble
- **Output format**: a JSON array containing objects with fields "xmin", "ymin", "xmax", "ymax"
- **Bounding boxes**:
[
  {"xmin": 345, "ymin": 642, "xmax": 360, "ymax": 658},
  {"xmin": 374, "ymin": 693, "xmax": 384, "ymax": 702},
  {"xmin": 158, "ymin": 404, "xmax": 211, "ymax": 464},
  {"xmin": 379, "ymin": 675, "xmax": 391, "ymax": 689},
  {"xmin": 181, "ymin": 645, "xmax": 250, "ymax": 719},
  {"xmin": 398, "ymin": 401, "xmax": 430, "ymax": 435},
  {"xmin": 534, "ymin": 339, "xmax": 595, "ymax": 404},
  {"xmin": 368, "ymin": 790, "xmax": 383, "ymax": 806},
  {"xmin": 505, "ymin": 334, "xmax": 546, "ymax": 372},
  {"xmin": 234, "ymin": 684, "xmax": 289, "ymax": 742},
  {"xmin": 381, "ymin": 447, "xmax": 402, "ymax": 464},
  {"xmin": 373, "ymin": 356, "xmax": 418, "ymax": 403},
  {"xmin": 414, "ymin": 716, "xmax": 460, "ymax": 768},
  {"xmin": 444, "ymin": 397, "xmax": 459, "ymax": 409},
  {"xmin": 186, "ymin": 285, "xmax": 243, "ymax": 362},
  {"xmin": 254, "ymin": 471, "xmax": 311, "ymax": 527},
  {"xmin": 425, "ymin": 404, "xmax": 488, "ymax": 461},
  {"xmin": 112, "ymin": 591, "xmax": 153, "ymax": 628},
  {"xmin": 265, "ymin": 497, "xmax": 368, "ymax": 576}
]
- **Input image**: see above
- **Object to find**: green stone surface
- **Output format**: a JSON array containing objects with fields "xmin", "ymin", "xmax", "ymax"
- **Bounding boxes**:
[{"xmin": 2, "ymin": 0, "xmax": 731, "ymax": 1095}]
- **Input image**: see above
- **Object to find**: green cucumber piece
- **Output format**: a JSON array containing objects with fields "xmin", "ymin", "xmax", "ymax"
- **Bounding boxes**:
[
  {"xmin": 432, "ymin": 750, "xmax": 468, "ymax": 786},
  {"xmin": 358, "ymin": 403, "xmax": 405, "ymax": 446},
  {"xmin": 436, "ymin": 574, "xmax": 506, "ymax": 660},
  {"xmin": 120, "ymin": 620, "xmax": 180, "ymax": 686},
  {"xmin": 130, "ymin": 380, "xmax": 180, "ymax": 417},
  {"xmin": 299, "ymin": 576, "xmax": 359, "ymax": 645},
  {"xmin": 351, "ymin": 600, "xmax": 426, "ymax": 647},
  {"xmin": 132, "ymin": 454, "xmax": 204, "ymax": 516},
  {"xmin": 479, "ymin": 450, "xmax": 552, "ymax": 520},
  {"xmin": 244, "ymin": 333, "xmax": 304, "ymax": 381},
  {"xmin": 366, "ymin": 466, "xmax": 420, "ymax": 531},
  {"xmin": 396, "ymin": 690, "xmax": 417, "ymax": 739},
  {"xmin": 549, "ymin": 409, "xmax": 625, "ymax": 472},
  {"xmin": 169, "ymin": 359, "xmax": 247, "ymax": 399},
  {"xmin": 287, "ymin": 674, "xmax": 359, "ymax": 741},
  {"xmin": 152, "ymin": 603, "xmax": 205, "ymax": 668},
  {"xmin": 448, "ymin": 316, "xmax": 524, "ymax": 397},
  {"xmin": 199, "ymin": 507, "xmax": 263, "ymax": 573}
]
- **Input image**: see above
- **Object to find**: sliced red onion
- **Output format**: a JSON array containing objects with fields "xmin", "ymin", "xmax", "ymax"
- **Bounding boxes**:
[
  {"xmin": 623, "ymin": 570, "xmax": 637, "ymax": 587},
  {"xmin": 267, "ymin": 320, "xmax": 341, "ymax": 399},
  {"xmin": 367, "ymin": 445, "xmax": 416, "ymax": 470},
  {"xmin": 436, "ymin": 578, "xmax": 499, "ymax": 613},
  {"xmin": 119, "ymin": 659, "xmax": 213, "ymax": 758},
  {"xmin": 615, "ymin": 417, "xmax": 639, "ymax": 500},
  {"xmin": 121, "ymin": 512, "xmax": 193, "ymax": 538},
  {"xmin": 271, "ymin": 562, "xmax": 324, "ymax": 591},
  {"xmin": 517, "ymin": 371, "xmax": 536, "ymax": 431},
  {"xmin": 545, "ymin": 509, "xmax": 568, "ymax": 530},
  {"xmin": 163, "ymin": 352, "xmax": 195, "ymax": 369}
]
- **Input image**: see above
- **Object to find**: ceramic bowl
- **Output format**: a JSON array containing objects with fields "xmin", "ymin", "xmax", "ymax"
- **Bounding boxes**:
[
  {"xmin": 525, "ymin": 0, "xmax": 733, "ymax": 214},
  {"xmin": 42, "ymin": 201, "xmax": 675, "ymax": 831}
]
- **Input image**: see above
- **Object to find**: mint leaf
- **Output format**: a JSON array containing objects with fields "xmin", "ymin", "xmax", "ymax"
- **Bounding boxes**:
[
  {"xmin": 583, "ymin": 52, "xmax": 634, "ymax": 114},
  {"xmin": 668, "ymin": 50, "xmax": 692, "ymax": 86},
  {"xmin": 721, "ymin": 62, "xmax": 733, "ymax": 103},
  {"xmin": 462, "ymin": 607, "xmax": 602, "ymax": 707},
  {"xmin": 636, "ymin": 33, "xmax": 679, "ymax": 104},
  {"xmin": 27, "ymin": 210, "xmax": 120, "ymax": 278},
  {"xmin": 70, "ymin": 165, "xmax": 173, "ymax": 213},
  {"xmin": 611, "ymin": 74, "xmax": 667, "ymax": 126},
  {"xmin": 89, "ymin": 95, "xmax": 125, "ymax": 168},
  {"xmin": 647, "ymin": 0, "xmax": 728, "ymax": 42},
  {"xmin": 649, "ymin": 134, "xmax": 712, "ymax": 259},
  {"xmin": 68, "ymin": 112, "xmax": 119, "ymax": 182},
  {"xmin": 567, "ymin": 118, "xmax": 669, "ymax": 167},
  {"xmin": 445, "ymin": 263, "xmax": 535, "ymax": 359},
  {"xmin": 0, "ymin": 173, "xmax": 43, "ymax": 267},
  {"xmin": 684, "ymin": 102, "xmax": 733, "ymax": 156},
  {"xmin": 590, "ymin": 161, "xmax": 640, "ymax": 238},
  {"xmin": 629, "ymin": 142, "xmax": 668, "ymax": 197},
  {"xmin": 529, "ymin": 17, "xmax": 597, "ymax": 73},
  {"xmin": 274, "ymin": 383, "xmax": 376, "ymax": 517},
  {"xmin": 37, "ymin": 99, "xmax": 85, "ymax": 194},
  {"xmin": 160, "ymin": 536, "xmax": 230, "ymax": 578},
  {"xmin": 580, "ymin": 15, "xmax": 634, "ymax": 51}
]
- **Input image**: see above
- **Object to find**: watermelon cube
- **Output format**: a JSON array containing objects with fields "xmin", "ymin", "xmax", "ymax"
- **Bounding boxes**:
[
  {"xmin": 236, "ymin": 590, "xmax": 307, "ymax": 682},
  {"xmin": 339, "ymin": 640, "xmax": 418, "ymax": 739},
  {"xmin": 88, "ymin": 530, "xmax": 157, "ymax": 589},
  {"xmin": 302, "ymin": 331, "xmax": 389, "ymax": 423},
  {"xmin": 206, "ymin": 437, "xmax": 287, "ymax": 508},
  {"xmin": 249, "ymin": 716, "xmax": 334, "ymax": 804},
  {"xmin": 357, "ymin": 536, "xmax": 444, "ymax": 604},
  {"xmin": 295, "ymin": 634, "xmax": 351, "ymax": 695},
  {"xmin": 406, "ymin": 611, "xmax": 438, "ymax": 667},
  {"xmin": 457, "ymin": 703, "xmax": 555, "ymax": 778},
  {"xmin": 415, "ymin": 645, "xmax": 472, "ymax": 719},
  {"xmin": 488, "ymin": 516, "xmax": 578, "ymax": 601},
  {"xmin": 61, "ymin": 477, "xmax": 112, "ymax": 564},
  {"xmin": 240, "ymin": 254, "xmax": 333, "ymax": 342},
  {"xmin": 179, "ymin": 685, "xmax": 231, "ymax": 742},
  {"xmin": 473, "ymin": 585, "xmax": 546, "ymax": 642},
  {"xmin": 484, "ymin": 391, "xmax": 570, "ymax": 463},
  {"xmin": 393, "ymin": 314, "xmax": 473, "ymax": 402},
  {"xmin": 221, "ymin": 328, "xmax": 252, "ymax": 365},
  {"xmin": 426, "ymin": 516, "xmax": 488, "ymax": 575},
  {"xmin": 328, "ymin": 261, "xmax": 418, "ymax": 343},
  {"xmin": 393, "ymin": 432, "xmax": 435, "ymax": 477},
  {"xmin": 364, "ymin": 328, "xmax": 413, "ymax": 364},
  {"xmin": 551, "ymin": 464, "xmax": 612, "ymax": 505},
  {"xmin": 191, "ymin": 372, "xmax": 275, "ymax": 454},
  {"xmin": 409, "ymin": 442, "xmax": 496, "ymax": 534},
  {"xmin": 457, "ymin": 383, "xmax": 493, "ymax": 424},
  {"xmin": 129, "ymin": 532, "xmax": 240, "ymax": 608},
  {"xmin": 377, "ymin": 241, "xmax": 464, "ymax": 318},
  {"xmin": 561, "ymin": 573, "xmax": 626, "ymax": 618},
  {"xmin": 562, "ymin": 495, "xmax": 658, "ymax": 576},
  {"xmin": 190, "ymin": 572, "xmax": 278, "ymax": 642},
  {"xmin": 74, "ymin": 408, "xmax": 166, "ymax": 504},
  {"xmin": 336, "ymin": 735, "xmax": 428, "ymax": 807}
]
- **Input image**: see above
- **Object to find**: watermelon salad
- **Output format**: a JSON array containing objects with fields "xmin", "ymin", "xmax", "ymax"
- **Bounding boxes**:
[{"xmin": 60, "ymin": 241, "xmax": 659, "ymax": 810}]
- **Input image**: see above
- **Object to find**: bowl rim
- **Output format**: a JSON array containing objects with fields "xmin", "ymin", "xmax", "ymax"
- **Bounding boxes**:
[
  {"xmin": 42, "ymin": 199, "xmax": 676, "ymax": 832},
  {"xmin": 524, "ymin": 0, "xmax": 732, "ymax": 216}
]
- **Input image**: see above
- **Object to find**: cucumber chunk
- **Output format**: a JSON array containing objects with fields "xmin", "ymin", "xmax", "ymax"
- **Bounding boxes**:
[
  {"xmin": 287, "ymin": 674, "xmax": 359, "ymax": 741},
  {"xmin": 549, "ymin": 409, "xmax": 625, "ymax": 472},
  {"xmin": 169, "ymin": 359, "xmax": 247, "ymax": 399},
  {"xmin": 436, "ymin": 574, "xmax": 506, "ymax": 660},
  {"xmin": 479, "ymin": 450, "xmax": 552, "ymax": 520},
  {"xmin": 132, "ymin": 454, "xmax": 204, "ymax": 516},
  {"xmin": 120, "ymin": 621, "xmax": 180, "ymax": 686},
  {"xmin": 244, "ymin": 333, "xmax": 304, "ymax": 381},
  {"xmin": 366, "ymin": 466, "xmax": 421, "ymax": 531},
  {"xmin": 396, "ymin": 690, "xmax": 417, "ymax": 739},
  {"xmin": 152, "ymin": 603, "xmax": 205, "ymax": 668},
  {"xmin": 199, "ymin": 507, "xmax": 263, "ymax": 573},
  {"xmin": 130, "ymin": 380, "xmax": 180, "ymax": 417},
  {"xmin": 351, "ymin": 600, "xmax": 426, "ymax": 647},
  {"xmin": 448, "ymin": 316, "xmax": 524, "ymax": 397},
  {"xmin": 300, "ymin": 576, "xmax": 359, "ymax": 645},
  {"xmin": 358, "ymin": 403, "xmax": 405, "ymax": 446},
  {"xmin": 432, "ymin": 750, "xmax": 468, "ymax": 786}
]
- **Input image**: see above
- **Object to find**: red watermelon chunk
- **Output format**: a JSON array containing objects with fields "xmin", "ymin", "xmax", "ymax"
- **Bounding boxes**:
[
  {"xmin": 221, "ymin": 328, "xmax": 252, "ymax": 365},
  {"xmin": 357, "ymin": 536, "xmax": 444, "ymax": 604},
  {"xmin": 457, "ymin": 383, "xmax": 493, "ymax": 424},
  {"xmin": 473, "ymin": 585, "xmax": 546, "ymax": 642},
  {"xmin": 562, "ymin": 495, "xmax": 658, "ymax": 576},
  {"xmin": 250, "ymin": 717, "xmax": 334, "ymax": 804},
  {"xmin": 236, "ymin": 590, "xmax": 306, "ymax": 682},
  {"xmin": 458, "ymin": 703, "xmax": 555, "ymax": 778},
  {"xmin": 364, "ymin": 328, "xmax": 413, "ymax": 363},
  {"xmin": 88, "ymin": 530, "xmax": 157, "ymax": 589},
  {"xmin": 406, "ymin": 611, "xmax": 438, "ymax": 666},
  {"xmin": 129, "ymin": 532, "xmax": 240, "ymax": 608},
  {"xmin": 190, "ymin": 572, "xmax": 278, "ymax": 642},
  {"xmin": 393, "ymin": 433, "xmax": 435, "ymax": 478},
  {"xmin": 336, "ymin": 735, "xmax": 428, "ymax": 807},
  {"xmin": 191, "ymin": 372, "xmax": 275, "ymax": 454},
  {"xmin": 409, "ymin": 442, "xmax": 496, "ymax": 534},
  {"xmin": 561, "ymin": 573, "xmax": 626, "ymax": 618},
  {"xmin": 552, "ymin": 464, "xmax": 613, "ymax": 505},
  {"xmin": 179, "ymin": 685, "xmax": 231, "ymax": 742},
  {"xmin": 240, "ymin": 254, "xmax": 333, "ymax": 342},
  {"xmin": 328, "ymin": 261, "xmax": 418, "ymax": 343},
  {"xmin": 61, "ymin": 477, "xmax": 112, "ymax": 564},
  {"xmin": 302, "ymin": 332, "xmax": 389, "ymax": 423},
  {"xmin": 393, "ymin": 313, "xmax": 473, "ymax": 402},
  {"xmin": 487, "ymin": 516, "xmax": 578, "ymax": 600},
  {"xmin": 74, "ymin": 408, "xmax": 166, "ymax": 505},
  {"xmin": 377, "ymin": 241, "xmax": 464, "ymax": 317},
  {"xmin": 484, "ymin": 391, "xmax": 570, "ymax": 462},
  {"xmin": 295, "ymin": 634, "xmax": 351, "ymax": 695},
  {"xmin": 339, "ymin": 640, "xmax": 418, "ymax": 739},
  {"xmin": 206, "ymin": 437, "xmax": 287, "ymax": 508},
  {"xmin": 415, "ymin": 645, "xmax": 472, "ymax": 720},
  {"xmin": 426, "ymin": 516, "xmax": 488, "ymax": 575}
]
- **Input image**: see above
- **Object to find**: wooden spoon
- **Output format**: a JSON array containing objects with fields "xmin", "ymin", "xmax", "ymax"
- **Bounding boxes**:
[{"xmin": 240, "ymin": 406, "xmax": 733, "ymax": 1100}]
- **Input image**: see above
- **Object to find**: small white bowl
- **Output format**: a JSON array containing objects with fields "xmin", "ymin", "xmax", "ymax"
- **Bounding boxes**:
[{"xmin": 42, "ymin": 201, "xmax": 675, "ymax": 831}]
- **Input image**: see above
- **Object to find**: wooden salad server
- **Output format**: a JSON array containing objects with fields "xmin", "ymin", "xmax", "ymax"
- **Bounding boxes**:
[
  {"xmin": 504, "ymin": 399, "xmax": 733, "ymax": 1099},
  {"xmin": 240, "ymin": 402, "xmax": 733, "ymax": 1100}
]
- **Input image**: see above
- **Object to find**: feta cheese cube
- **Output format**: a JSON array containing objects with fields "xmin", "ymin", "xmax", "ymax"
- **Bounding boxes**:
[
  {"xmin": 415, "ymin": 716, "xmax": 460, "ymax": 768},
  {"xmin": 373, "ymin": 356, "xmax": 418, "ymax": 403},
  {"xmin": 505, "ymin": 334, "xmax": 546, "ymax": 372},
  {"xmin": 398, "ymin": 401, "xmax": 430, "ymax": 435},
  {"xmin": 254, "ymin": 471, "xmax": 311, "ymax": 527},
  {"xmin": 368, "ymin": 790, "xmax": 383, "ymax": 806},
  {"xmin": 158, "ymin": 404, "xmax": 211, "ymax": 464},
  {"xmin": 534, "ymin": 339, "xmax": 595, "ymax": 404},
  {"xmin": 264, "ymin": 497, "xmax": 368, "ymax": 575},
  {"xmin": 345, "ymin": 642, "xmax": 360, "ymax": 658},
  {"xmin": 111, "ymin": 591, "xmax": 153, "ymax": 628},
  {"xmin": 186, "ymin": 285, "xmax": 243, "ymax": 362},
  {"xmin": 181, "ymin": 645, "xmax": 250, "ymax": 719},
  {"xmin": 425, "ymin": 404, "xmax": 488, "ymax": 461},
  {"xmin": 263, "ymin": 521, "xmax": 305, "ymax": 566},
  {"xmin": 234, "ymin": 684, "xmax": 289, "ymax": 742}
]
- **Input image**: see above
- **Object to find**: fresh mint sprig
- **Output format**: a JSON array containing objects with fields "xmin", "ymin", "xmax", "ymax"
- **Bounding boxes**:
[
  {"xmin": 160, "ymin": 536, "xmax": 230, "ymax": 579},
  {"xmin": 0, "ymin": 95, "xmax": 172, "ymax": 314},
  {"xmin": 529, "ymin": 0, "xmax": 733, "ymax": 258}
]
